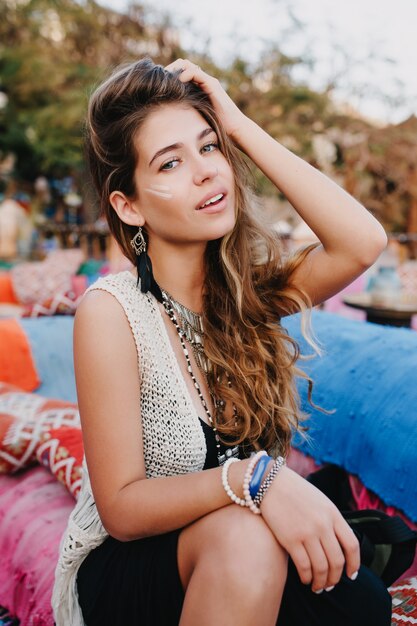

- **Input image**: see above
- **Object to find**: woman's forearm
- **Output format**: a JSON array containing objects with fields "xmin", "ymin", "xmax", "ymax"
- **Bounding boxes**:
[
  {"xmin": 104, "ymin": 458, "xmax": 253, "ymax": 541},
  {"xmin": 232, "ymin": 115, "xmax": 387, "ymax": 264}
]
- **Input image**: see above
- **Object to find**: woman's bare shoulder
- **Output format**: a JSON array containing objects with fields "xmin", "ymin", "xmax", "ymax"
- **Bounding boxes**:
[
  {"xmin": 74, "ymin": 289, "xmax": 134, "ymax": 352},
  {"xmin": 75, "ymin": 286, "xmax": 130, "ymax": 330}
]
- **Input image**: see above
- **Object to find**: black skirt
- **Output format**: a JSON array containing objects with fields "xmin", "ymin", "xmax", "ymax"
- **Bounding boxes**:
[
  {"xmin": 77, "ymin": 528, "xmax": 184, "ymax": 626},
  {"xmin": 76, "ymin": 420, "xmax": 392, "ymax": 626}
]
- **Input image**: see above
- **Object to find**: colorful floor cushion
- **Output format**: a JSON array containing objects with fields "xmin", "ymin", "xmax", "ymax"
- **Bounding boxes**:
[
  {"xmin": 36, "ymin": 426, "xmax": 83, "ymax": 499},
  {"xmin": 390, "ymin": 577, "xmax": 417, "ymax": 624},
  {"xmin": 0, "ymin": 383, "xmax": 79, "ymax": 473},
  {"xmin": 0, "ymin": 319, "xmax": 40, "ymax": 391},
  {"xmin": 23, "ymin": 274, "xmax": 88, "ymax": 318},
  {"xmin": 0, "ymin": 466, "xmax": 74, "ymax": 626},
  {"xmin": 10, "ymin": 249, "xmax": 84, "ymax": 306}
]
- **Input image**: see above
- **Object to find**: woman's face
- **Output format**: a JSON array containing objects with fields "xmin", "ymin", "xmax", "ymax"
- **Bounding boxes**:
[{"xmin": 131, "ymin": 104, "xmax": 236, "ymax": 249}]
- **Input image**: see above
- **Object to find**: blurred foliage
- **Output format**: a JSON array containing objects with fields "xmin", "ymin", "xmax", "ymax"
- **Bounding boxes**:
[
  {"xmin": 0, "ymin": 0, "xmax": 184, "ymax": 179},
  {"xmin": 1, "ymin": 0, "xmax": 417, "ymax": 233}
]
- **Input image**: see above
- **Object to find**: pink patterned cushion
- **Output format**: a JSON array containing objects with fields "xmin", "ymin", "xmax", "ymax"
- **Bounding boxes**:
[
  {"xmin": 24, "ymin": 274, "xmax": 88, "ymax": 318},
  {"xmin": 0, "ymin": 466, "xmax": 74, "ymax": 625},
  {"xmin": 11, "ymin": 249, "xmax": 84, "ymax": 306},
  {"xmin": 25, "ymin": 290, "xmax": 82, "ymax": 317}
]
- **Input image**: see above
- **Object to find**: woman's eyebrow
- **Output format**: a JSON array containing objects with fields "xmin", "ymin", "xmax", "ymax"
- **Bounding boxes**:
[{"xmin": 148, "ymin": 127, "xmax": 216, "ymax": 167}]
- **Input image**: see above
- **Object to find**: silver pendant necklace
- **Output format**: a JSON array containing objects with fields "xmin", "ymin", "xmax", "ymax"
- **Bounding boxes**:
[
  {"xmin": 161, "ymin": 289, "xmax": 209, "ymax": 374},
  {"xmin": 161, "ymin": 293, "xmax": 240, "ymax": 466}
]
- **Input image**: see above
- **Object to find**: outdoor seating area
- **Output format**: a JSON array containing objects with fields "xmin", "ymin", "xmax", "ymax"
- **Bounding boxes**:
[
  {"xmin": 0, "ymin": 309, "xmax": 416, "ymax": 625},
  {"xmin": 1, "ymin": 1, "xmax": 417, "ymax": 622},
  {"xmin": 0, "ymin": 246, "xmax": 417, "ymax": 626},
  {"xmin": 0, "ymin": 240, "xmax": 416, "ymax": 626}
]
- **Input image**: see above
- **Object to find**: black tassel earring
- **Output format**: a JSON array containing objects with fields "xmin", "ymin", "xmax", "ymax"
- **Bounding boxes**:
[{"xmin": 130, "ymin": 227, "xmax": 162, "ymax": 302}]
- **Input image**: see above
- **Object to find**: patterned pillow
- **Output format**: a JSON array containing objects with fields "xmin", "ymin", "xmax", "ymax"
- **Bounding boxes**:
[
  {"xmin": 23, "ymin": 274, "xmax": 88, "ymax": 318},
  {"xmin": 25, "ymin": 290, "xmax": 82, "ymax": 317},
  {"xmin": 10, "ymin": 249, "xmax": 84, "ymax": 305},
  {"xmin": 0, "ymin": 382, "xmax": 79, "ymax": 473},
  {"xmin": 36, "ymin": 426, "xmax": 84, "ymax": 499},
  {"xmin": 390, "ymin": 576, "xmax": 417, "ymax": 624}
]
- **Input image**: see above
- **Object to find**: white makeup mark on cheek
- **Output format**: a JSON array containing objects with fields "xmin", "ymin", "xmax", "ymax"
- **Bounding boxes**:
[
  {"xmin": 150, "ymin": 184, "xmax": 171, "ymax": 191},
  {"xmin": 144, "ymin": 184, "xmax": 173, "ymax": 199}
]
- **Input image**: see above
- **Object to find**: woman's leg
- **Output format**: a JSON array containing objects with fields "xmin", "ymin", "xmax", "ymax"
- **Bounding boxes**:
[{"xmin": 177, "ymin": 504, "xmax": 288, "ymax": 626}]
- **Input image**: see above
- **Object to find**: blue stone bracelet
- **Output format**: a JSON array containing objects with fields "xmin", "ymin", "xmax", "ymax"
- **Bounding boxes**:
[{"xmin": 249, "ymin": 455, "xmax": 274, "ymax": 499}]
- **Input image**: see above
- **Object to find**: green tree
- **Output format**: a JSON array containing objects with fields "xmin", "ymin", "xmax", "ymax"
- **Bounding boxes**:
[{"xmin": 0, "ymin": 0, "xmax": 183, "ymax": 180}]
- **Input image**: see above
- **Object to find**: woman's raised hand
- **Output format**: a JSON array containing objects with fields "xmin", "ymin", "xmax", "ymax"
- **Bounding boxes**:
[
  {"xmin": 164, "ymin": 58, "xmax": 246, "ymax": 140},
  {"xmin": 260, "ymin": 466, "xmax": 361, "ymax": 593}
]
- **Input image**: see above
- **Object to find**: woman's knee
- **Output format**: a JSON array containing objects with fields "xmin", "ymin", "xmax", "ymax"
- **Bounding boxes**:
[{"xmin": 178, "ymin": 505, "xmax": 288, "ymax": 594}]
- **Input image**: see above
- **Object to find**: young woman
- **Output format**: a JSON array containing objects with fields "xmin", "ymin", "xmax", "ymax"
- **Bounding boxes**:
[{"xmin": 52, "ymin": 57, "xmax": 392, "ymax": 625}]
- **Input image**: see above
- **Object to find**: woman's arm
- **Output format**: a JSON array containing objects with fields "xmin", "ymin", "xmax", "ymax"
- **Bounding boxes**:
[
  {"xmin": 232, "ymin": 116, "xmax": 387, "ymax": 305},
  {"xmin": 167, "ymin": 59, "xmax": 388, "ymax": 307},
  {"xmin": 74, "ymin": 289, "xmax": 251, "ymax": 541}
]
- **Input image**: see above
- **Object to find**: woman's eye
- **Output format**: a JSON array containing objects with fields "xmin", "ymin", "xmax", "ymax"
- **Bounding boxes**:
[
  {"xmin": 160, "ymin": 157, "xmax": 180, "ymax": 171},
  {"xmin": 202, "ymin": 142, "xmax": 219, "ymax": 153}
]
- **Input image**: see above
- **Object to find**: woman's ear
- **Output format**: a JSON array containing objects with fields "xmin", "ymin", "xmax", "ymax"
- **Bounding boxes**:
[{"xmin": 109, "ymin": 191, "xmax": 144, "ymax": 227}]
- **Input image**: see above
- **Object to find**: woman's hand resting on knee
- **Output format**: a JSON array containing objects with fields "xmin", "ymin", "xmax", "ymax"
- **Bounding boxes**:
[{"xmin": 260, "ymin": 466, "xmax": 360, "ymax": 594}]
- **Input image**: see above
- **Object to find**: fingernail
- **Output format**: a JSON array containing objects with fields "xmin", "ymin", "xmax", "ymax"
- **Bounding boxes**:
[
  {"xmin": 325, "ymin": 586, "xmax": 335, "ymax": 592},
  {"xmin": 350, "ymin": 571, "xmax": 358, "ymax": 581},
  {"xmin": 313, "ymin": 589, "xmax": 324, "ymax": 594}
]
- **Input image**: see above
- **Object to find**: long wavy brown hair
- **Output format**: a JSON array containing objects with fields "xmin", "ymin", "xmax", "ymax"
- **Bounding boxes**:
[{"xmin": 86, "ymin": 57, "xmax": 321, "ymax": 456}]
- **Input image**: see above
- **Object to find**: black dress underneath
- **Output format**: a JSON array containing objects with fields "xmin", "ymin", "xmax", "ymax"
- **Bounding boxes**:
[{"xmin": 76, "ymin": 419, "xmax": 392, "ymax": 626}]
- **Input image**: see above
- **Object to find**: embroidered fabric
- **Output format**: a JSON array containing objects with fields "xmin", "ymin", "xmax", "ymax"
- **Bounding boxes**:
[{"xmin": 52, "ymin": 271, "xmax": 207, "ymax": 625}]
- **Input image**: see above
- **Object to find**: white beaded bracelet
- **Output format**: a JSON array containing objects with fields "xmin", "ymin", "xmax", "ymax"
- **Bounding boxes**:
[
  {"xmin": 222, "ymin": 457, "xmax": 246, "ymax": 507},
  {"xmin": 243, "ymin": 450, "xmax": 268, "ymax": 514}
]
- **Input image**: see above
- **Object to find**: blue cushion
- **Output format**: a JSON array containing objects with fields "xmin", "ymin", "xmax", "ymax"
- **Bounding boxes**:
[
  {"xmin": 284, "ymin": 310, "xmax": 417, "ymax": 522},
  {"xmin": 20, "ymin": 317, "xmax": 76, "ymax": 403}
]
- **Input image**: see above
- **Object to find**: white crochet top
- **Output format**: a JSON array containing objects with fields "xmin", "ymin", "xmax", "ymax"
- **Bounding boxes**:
[{"xmin": 52, "ymin": 271, "xmax": 207, "ymax": 625}]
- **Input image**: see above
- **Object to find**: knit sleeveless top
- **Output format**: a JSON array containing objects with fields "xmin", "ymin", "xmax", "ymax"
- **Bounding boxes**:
[{"xmin": 52, "ymin": 270, "xmax": 209, "ymax": 625}]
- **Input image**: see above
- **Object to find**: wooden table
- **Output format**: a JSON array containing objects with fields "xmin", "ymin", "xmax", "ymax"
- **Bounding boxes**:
[{"xmin": 342, "ymin": 293, "xmax": 417, "ymax": 328}]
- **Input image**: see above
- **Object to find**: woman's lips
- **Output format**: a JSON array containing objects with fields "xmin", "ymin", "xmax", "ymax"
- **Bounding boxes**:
[
  {"xmin": 196, "ymin": 193, "xmax": 227, "ymax": 213},
  {"xmin": 196, "ymin": 196, "xmax": 227, "ymax": 213},
  {"xmin": 196, "ymin": 189, "xmax": 228, "ymax": 210}
]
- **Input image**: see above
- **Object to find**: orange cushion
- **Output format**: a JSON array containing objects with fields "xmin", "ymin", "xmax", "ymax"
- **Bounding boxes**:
[
  {"xmin": 0, "ymin": 272, "xmax": 18, "ymax": 303},
  {"xmin": 0, "ymin": 382, "xmax": 80, "ymax": 474},
  {"xmin": 36, "ymin": 426, "xmax": 84, "ymax": 499},
  {"xmin": 0, "ymin": 319, "xmax": 40, "ymax": 391}
]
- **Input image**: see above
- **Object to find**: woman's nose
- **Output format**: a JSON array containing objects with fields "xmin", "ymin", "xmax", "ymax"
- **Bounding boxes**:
[{"xmin": 193, "ymin": 162, "xmax": 219, "ymax": 185}]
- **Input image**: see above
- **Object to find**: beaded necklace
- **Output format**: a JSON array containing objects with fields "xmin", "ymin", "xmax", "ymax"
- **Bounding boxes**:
[{"xmin": 161, "ymin": 290, "xmax": 240, "ymax": 466}]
